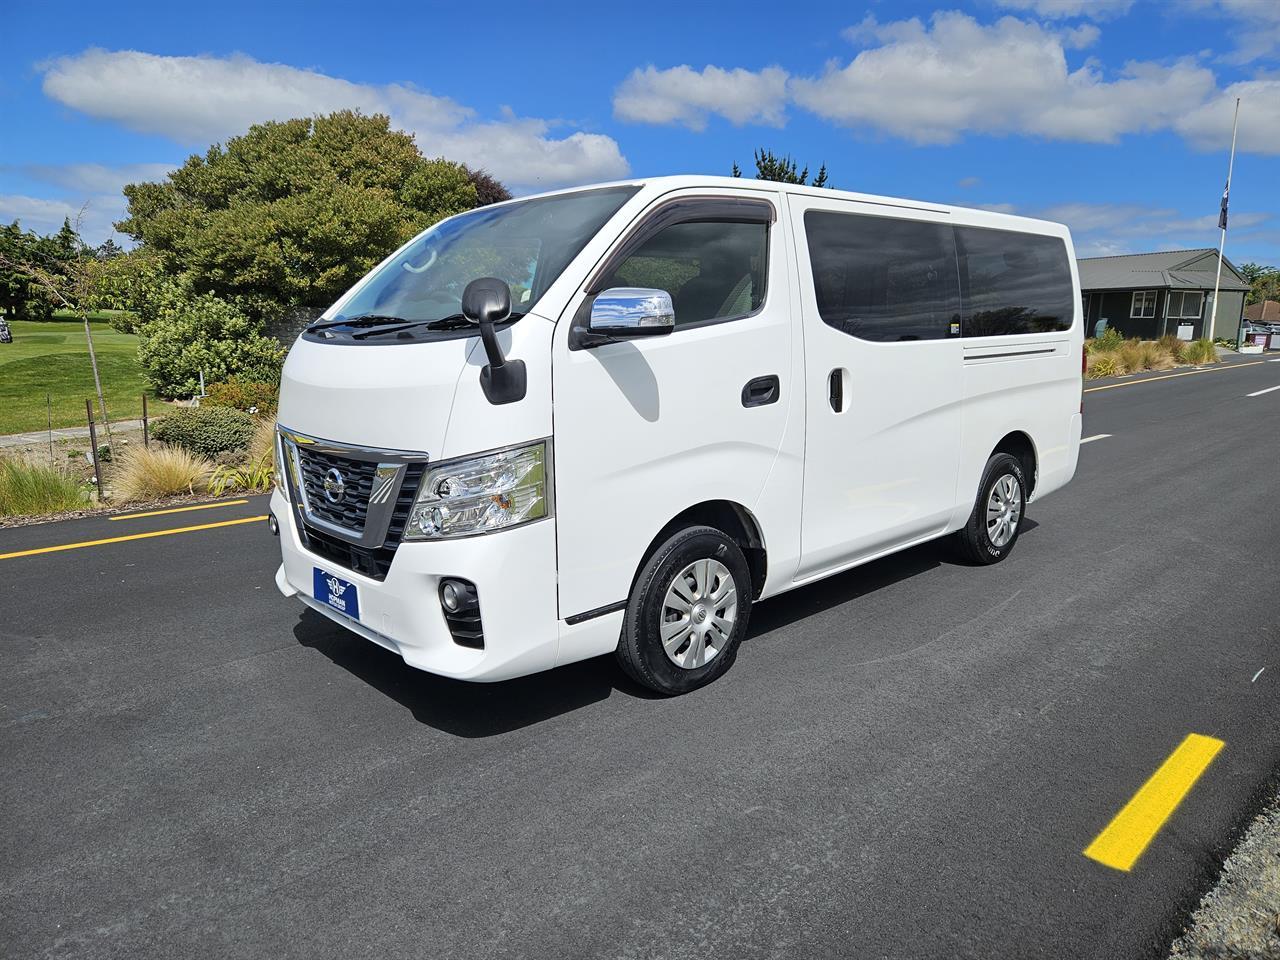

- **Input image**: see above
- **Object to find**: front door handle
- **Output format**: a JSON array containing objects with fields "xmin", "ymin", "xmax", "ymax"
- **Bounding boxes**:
[
  {"xmin": 829, "ymin": 368, "xmax": 844, "ymax": 412},
  {"xmin": 741, "ymin": 375, "xmax": 780, "ymax": 408}
]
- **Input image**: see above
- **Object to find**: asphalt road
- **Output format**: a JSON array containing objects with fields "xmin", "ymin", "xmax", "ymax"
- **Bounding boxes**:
[{"xmin": 3, "ymin": 358, "xmax": 1278, "ymax": 960}]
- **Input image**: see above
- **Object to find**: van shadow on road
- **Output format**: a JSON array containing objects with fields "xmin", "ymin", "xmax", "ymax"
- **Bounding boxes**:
[{"xmin": 292, "ymin": 522, "xmax": 1034, "ymax": 738}]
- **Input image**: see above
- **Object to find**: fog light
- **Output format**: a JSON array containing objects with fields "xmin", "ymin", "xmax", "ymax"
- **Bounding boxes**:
[{"xmin": 438, "ymin": 578, "xmax": 483, "ymax": 649}]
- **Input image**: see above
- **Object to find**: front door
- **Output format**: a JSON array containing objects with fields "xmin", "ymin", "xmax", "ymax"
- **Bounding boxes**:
[
  {"xmin": 789, "ymin": 196, "xmax": 964, "ymax": 580},
  {"xmin": 553, "ymin": 188, "xmax": 796, "ymax": 620}
]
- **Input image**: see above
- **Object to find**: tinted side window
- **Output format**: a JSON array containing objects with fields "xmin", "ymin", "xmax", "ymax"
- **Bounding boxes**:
[
  {"xmin": 803, "ymin": 211, "xmax": 960, "ymax": 342},
  {"xmin": 956, "ymin": 227, "xmax": 1074, "ymax": 336},
  {"xmin": 604, "ymin": 220, "xmax": 768, "ymax": 327}
]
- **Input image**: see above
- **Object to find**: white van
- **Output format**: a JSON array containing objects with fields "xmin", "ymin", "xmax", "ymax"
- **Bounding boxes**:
[{"xmin": 271, "ymin": 176, "xmax": 1083, "ymax": 694}]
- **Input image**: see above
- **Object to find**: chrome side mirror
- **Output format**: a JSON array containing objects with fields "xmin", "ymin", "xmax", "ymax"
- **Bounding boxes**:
[{"xmin": 588, "ymin": 287, "xmax": 675, "ymax": 339}]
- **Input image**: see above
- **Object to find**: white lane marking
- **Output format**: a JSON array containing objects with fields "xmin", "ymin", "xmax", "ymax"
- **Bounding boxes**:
[
  {"xmin": 1080, "ymin": 434, "xmax": 1112, "ymax": 444},
  {"xmin": 1245, "ymin": 384, "xmax": 1280, "ymax": 397},
  {"xmin": 1253, "ymin": 667, "xmax": 1266, "ymax": 683},
  {"xmin": 1268, "ymin": 358, "xmax": 1280, "ymax": 362}
]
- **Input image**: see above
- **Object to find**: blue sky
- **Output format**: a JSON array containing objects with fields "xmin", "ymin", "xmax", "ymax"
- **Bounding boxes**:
[{"xmin": 2, "ymin": 0, "xmax": 1278, "ymax": 266}]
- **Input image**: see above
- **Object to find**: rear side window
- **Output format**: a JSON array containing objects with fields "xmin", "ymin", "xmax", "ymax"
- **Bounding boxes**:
[
  {"xmin": 956, "ymin": 227, "xmax": 1074, "ymax": 336},
  {"xmin": 803, "ymin": 211, "xmax": 960, "ymax": 342},
  {"xmin": 604, "ymin": 220, "xmax": 768, "ymax": 328}
]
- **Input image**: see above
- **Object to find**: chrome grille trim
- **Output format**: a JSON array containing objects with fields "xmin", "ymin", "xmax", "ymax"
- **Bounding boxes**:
[{"xmin": 278, "ymin": 426, "xmax": 427, "ymax": 550}]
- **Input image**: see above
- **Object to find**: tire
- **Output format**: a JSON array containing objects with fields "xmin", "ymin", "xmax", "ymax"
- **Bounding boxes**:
[
  {"xmin": 616, "ymin": 525, "xmax": 754, "ymax": 695},
  {"xmin": 952, "ymin": 452, "xmax": 1027, "ymax": 565}
]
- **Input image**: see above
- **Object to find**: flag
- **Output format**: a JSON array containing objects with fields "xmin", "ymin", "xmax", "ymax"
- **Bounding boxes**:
[{"xmin": 1218, "ymin": 181, "xmax": 1229, "ymax": 230}]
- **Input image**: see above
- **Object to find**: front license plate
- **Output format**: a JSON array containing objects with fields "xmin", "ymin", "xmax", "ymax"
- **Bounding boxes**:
[{"xmin": 314, "ymin": 567, "xmax": 360, "ymax": 621}]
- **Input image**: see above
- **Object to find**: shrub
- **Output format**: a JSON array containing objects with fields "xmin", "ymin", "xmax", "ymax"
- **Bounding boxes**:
[
  {"xmin": 1086, "ymin": 353, "xmax": 1120, "ymax": 379},
  {"xmin": 113, "ymin": 444, "xmax": 213, "ymax": 501},
  {"xmin": 204, "ymin": 378, "xmax": 279, "ymax": 415},
  {"xmin": 1117, "ymin": 340, "xmax": 1146, "ymax": 373},
  {"xmin": 247, "ymin": 417, "xmax": 278, "ymax": 465},
  {"xmin": 1182, "ymin": 338, "xmax": 1220, "ymax": 365},
  {"xmin": 210, "ymin": 457, "xmax": 274, "ymax": 494},
  {"xmin": 211, "ymin": 419, "xmax": 278, "ymax": 494},
  {"xmin": 134, "ymin": 282, "xmax": 285, "ymax": 399},
  {"xmin": 152, "ymin": 406, "xmax": 257, "ymax": 456},
  {"xmin": 1136, "ymin": 340, "xmax": 1174, "ymax": 371},
  {"xmin": 1093, "ymin": 326, "xmax": 1125, "ymax": 352},
  {"xmin": 0, "ymin": 457, "xmax": 86, "ymax": 517}
]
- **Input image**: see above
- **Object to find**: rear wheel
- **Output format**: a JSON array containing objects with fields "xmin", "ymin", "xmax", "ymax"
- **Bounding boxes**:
[
  {"xmin": 616, "ymin": 525, "xmax": 753, "ymax": 695},
  {"xmin": 953, "ymin": 452, "xmax": 1027, "ymax": 565}
]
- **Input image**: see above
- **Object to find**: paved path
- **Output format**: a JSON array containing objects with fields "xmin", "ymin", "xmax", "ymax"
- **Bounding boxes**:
[
  {"xmin": 0, "ymin": 418, "xmax": 148, "ymax": 448},
  {"xmin": 2, "ymin": 358, "xmax": 1278, "ymax": 959}
]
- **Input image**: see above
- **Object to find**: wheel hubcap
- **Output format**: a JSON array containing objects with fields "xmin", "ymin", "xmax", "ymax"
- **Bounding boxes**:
[
  {"xmin": 986, "ymin": 473, "xmax": 1022, "ymax": 548},
  {"xmin": 660, "ymin": 558, "xmax": 737, "ymax": 669}
]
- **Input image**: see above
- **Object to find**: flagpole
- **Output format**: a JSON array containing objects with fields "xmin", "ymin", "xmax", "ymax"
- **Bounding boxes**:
[{"xmin": 1210, "ymin": 97, "xmax": 1240, "ymax": 346}]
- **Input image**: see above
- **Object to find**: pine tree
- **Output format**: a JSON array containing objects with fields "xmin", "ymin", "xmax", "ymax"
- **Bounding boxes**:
[{"xmin": 730, "ymin": 150, "xmax": 832, "ymax": 187}]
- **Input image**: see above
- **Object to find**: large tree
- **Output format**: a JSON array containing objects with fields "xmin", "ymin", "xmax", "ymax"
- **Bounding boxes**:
[
  {"xmin": 1239, "ymin": 262, "xmax": 1280, "ymax": 306},
  {"xmin": 117, "ymin": 110, "xmax": 510, "ymax": 324},
  {"xmin": 0, "ymin": 218, "xmax": 83, "ymax": 321}
]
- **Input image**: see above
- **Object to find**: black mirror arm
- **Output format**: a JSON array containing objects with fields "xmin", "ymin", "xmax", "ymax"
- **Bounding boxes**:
[{"xmin": 478, "ymin": 319, "xmax": 507, "ymax": 370}]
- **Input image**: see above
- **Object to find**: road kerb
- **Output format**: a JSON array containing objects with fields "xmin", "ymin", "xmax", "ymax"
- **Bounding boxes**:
[{"xmin": 1085, "ymin": 361, "xmax": 1265, "ymax": 394}]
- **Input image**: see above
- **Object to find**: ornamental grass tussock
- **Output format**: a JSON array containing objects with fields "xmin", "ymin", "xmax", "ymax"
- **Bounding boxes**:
[
  {"xmin": 0, "ymin": 456, "xmax": 86, "ymax": 518},
  {"xmin": 113, "ymin": 444, "xmax": 214, "ymax": 501}
]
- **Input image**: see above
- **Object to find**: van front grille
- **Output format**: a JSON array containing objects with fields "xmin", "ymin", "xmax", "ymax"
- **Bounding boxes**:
[
  {"xmin": 298, "ymin": 462, "xmax": 425, "ymax": 582},
  {"xmin": 296, "ymin": 449, "xmax": 379, "ymax": 533}
]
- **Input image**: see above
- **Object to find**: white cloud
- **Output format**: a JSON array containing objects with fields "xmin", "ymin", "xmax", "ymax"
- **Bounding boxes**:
[
  {"xmin": 1175, "ymin": 79, "xmax": 1280, "ymax": 154},
  {"xmin": 16, "ymin": 162, "xmax": 176, "ymax": 195},
  {"xmin": 612, "ymin": 64, "xmax": 789, "ymax": 130},
  {"xmin": 992, "ymin": 0, "xmax": 1134, "ymax": 19},
  {"xmin": 610, "ymin": 12, "xmax": 1276, "ymax": 156},
  {"xmin": 790, "ymin": 13, "xmax": 1217, "ymax": 145},
  {"xmin": 1179, "ymin": 0, "xmax": 1280, "ymax": 64},
  {"xmin": 38, "ymin": 49, "xmax": 628, "ymax": 191},
  {"xmin": 0, "ymin": 193, "xmax": 126, "ymax": 245},
  {"xmin": 1061, "ymin": 23, "xmax": 1101, "ymax": 48},
  {"xmin": 1039, "ymin": 201, "xmax": 1271, "ymax": 256}
]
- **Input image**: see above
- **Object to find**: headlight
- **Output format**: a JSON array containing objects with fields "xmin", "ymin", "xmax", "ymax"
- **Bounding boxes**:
[
  {"xmin": 272, "ymin": 428, "xmax": 289, "ymax": 501},
  {"xmin": 404, "ymin": 440, "xmax": 549, "ymax": 540}
]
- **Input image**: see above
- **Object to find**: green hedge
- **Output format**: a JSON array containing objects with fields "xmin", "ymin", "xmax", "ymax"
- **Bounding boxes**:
[
  {"xmin": 203, "ymin": 379, "xmax": 279, "ymax": 415},
  {"xmin": 151, "ymin": 406, "xmax": 257, "ymax": 456}
]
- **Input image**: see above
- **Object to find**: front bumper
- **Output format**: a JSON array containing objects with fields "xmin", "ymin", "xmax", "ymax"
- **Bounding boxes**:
[{"xmin": 271, "ymin": 490, "xmax": 561, "ymax": 681}]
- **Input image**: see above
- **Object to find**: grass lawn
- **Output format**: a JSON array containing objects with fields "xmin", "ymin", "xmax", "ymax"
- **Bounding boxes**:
[{"xmin": 0, "ymin": 312, "xmax": 154, "ymax": 435}]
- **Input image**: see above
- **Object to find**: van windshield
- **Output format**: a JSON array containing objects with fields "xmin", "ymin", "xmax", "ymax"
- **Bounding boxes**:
[{"xmin": 309, "ymin": 185, "xmax": 639, "ymax": 342}]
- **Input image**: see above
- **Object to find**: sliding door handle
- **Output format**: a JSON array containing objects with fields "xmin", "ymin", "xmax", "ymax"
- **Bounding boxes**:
[
  {"xmin": 829, "ymin": 368, "xmax": 844, "ymax": 412},
  {"xmin": 741, "ymin": 375, "xmax": 780, "ymax": 408}
]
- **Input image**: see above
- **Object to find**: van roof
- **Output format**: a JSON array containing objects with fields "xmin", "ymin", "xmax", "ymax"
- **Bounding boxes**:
[{"xmin": 512, "ymin": 175, "xmax": 1070, "ymax": 236}]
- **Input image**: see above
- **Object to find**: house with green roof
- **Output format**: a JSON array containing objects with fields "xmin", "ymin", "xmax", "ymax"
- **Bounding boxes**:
[{"xmin": 1077, "ymin": 249, "xmax": 1250, "ymax": 341}]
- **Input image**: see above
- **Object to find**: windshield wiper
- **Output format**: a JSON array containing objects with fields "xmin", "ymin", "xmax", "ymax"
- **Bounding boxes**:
[
  {"xmin": 306, "ymin": 314, "xmax": 410, "ymax": 334},
  {"xmin": 351, "ymin": 313, "xmax": 525, "ymax": 339}
]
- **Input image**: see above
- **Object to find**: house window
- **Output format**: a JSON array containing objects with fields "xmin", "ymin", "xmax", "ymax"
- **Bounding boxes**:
[
  {"xmin": 1167, "ymin": 291, "xmax": 1203, "ymax": 319},
  {"xmin": 1130, "ymin": 290, "xmax": 1157, "ymax": 319}
]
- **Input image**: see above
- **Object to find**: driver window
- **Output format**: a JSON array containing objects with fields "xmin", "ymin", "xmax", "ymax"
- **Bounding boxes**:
[{"xmin": 605, "ymin": 220, "xmax": 768, "ymax": 328}]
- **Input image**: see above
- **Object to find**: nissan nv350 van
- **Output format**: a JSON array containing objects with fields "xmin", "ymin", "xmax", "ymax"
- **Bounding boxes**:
[{"xmin": 272, "ymin": 176, "xmax": 1083, "ymax": 695}]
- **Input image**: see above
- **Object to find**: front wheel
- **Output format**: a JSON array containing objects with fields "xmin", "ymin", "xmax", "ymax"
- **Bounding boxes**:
[
  {"xmin": 616, "ymin": 525, "xmax": 753, "ymax": 695},
  {"xmin": 953, "ymin": 453, "xmax": 1027, "ymax": 565}
]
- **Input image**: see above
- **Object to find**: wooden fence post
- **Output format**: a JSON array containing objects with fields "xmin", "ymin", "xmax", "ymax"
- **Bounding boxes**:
[{"xmin": 85, "ymin": 399, "xmax": 103, "ymax": 501}]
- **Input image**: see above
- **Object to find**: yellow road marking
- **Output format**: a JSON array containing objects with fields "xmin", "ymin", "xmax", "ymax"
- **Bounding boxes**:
[
  {"xmin": 108, "ymin": 499, "xmax": 248, "ymax": 521},
  {"xmin": 1085, "ymin": 361, "xmax": 1264, "ymax": 393},
  {"xmin": 1084, "ymin": 733, "xmax": 1224, "ymax": 872},
  {"xmin": 0, "ymin": 515, "xmax": 270, "ymax": 561}
]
